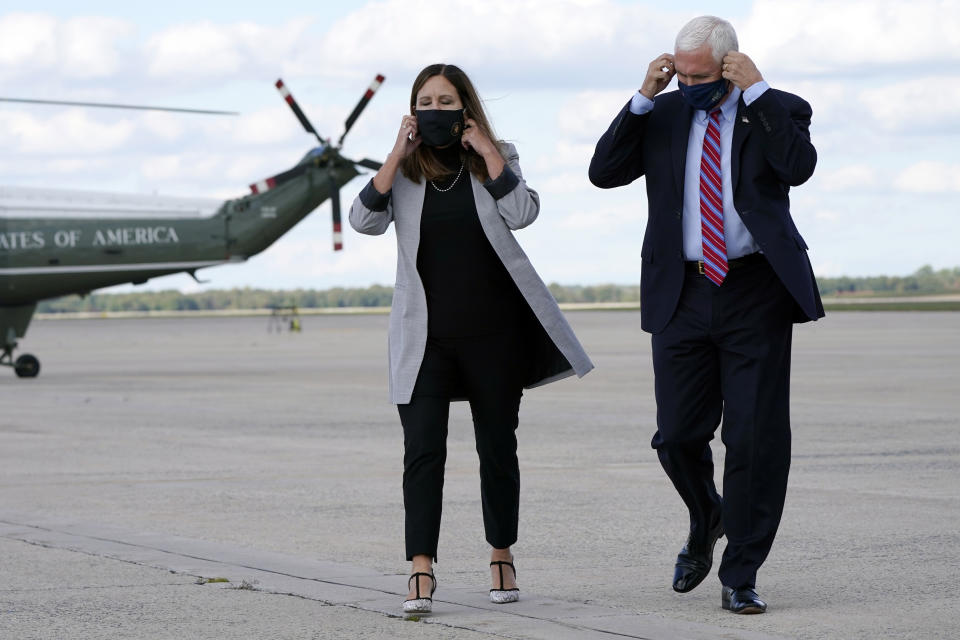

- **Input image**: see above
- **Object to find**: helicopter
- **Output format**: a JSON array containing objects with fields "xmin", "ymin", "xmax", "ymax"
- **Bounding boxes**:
[{"xmin": 0, "ymin": 75, "xmax": 384, "ymax": 378}]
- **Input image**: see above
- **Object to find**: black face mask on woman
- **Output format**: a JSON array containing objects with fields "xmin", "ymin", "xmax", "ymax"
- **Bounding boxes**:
[{"xmin": 415, "ymin": 108, "xmax": 465, "ymax": 147}]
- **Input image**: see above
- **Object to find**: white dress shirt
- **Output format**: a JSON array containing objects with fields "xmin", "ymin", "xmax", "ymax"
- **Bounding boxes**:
[{"xmin": 629, "ymin": 81, "xmax": 770, "ymax": 260}]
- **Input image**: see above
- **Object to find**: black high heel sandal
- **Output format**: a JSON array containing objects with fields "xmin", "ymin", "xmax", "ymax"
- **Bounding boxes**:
[
  {"xmin": 403, "ymin": 571, "xmax": 437, "ymax": 613},
  {"xmin": 489, "ymin": 560, "xmax": 520, "ymax": 604}
]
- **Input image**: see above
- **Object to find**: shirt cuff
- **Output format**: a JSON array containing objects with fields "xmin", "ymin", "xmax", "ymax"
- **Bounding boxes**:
[
  {"xmin": 359, "ymin": 178, "xmax": 391, "ymax": 212},
  {"xmin": 629, "ymin": 91, "xmax": 654, "ymax": 115},
  {"xmin": 742, "ymin": 80, "xmax": 770, "ymax": 106},
  {"xmin": 483, "ymin": 165, "xmax": 520, "ymax": 200}
]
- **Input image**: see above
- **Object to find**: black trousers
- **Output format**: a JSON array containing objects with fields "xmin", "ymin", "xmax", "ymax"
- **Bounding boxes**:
[
  {"xmin": 650, "ymin": 256, "xmax": 794, "ymax": 589},
  {"xmin": 397, "ymin": 332, "xmax": 524, "ymax": 562}
]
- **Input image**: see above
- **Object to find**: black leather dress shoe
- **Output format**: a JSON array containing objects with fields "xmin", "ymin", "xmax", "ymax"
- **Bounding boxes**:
[
  {"xmin": 721, "ymin": 586, "xmax": 767, "ymax": 614},
  {"xmin": 672, "ymin": 518, "xmax": 724, "ymax": 593}
]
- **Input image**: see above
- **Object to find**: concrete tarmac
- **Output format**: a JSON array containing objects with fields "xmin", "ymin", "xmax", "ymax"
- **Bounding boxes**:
[{"xmin": 1, "ymin": 310, "xmax": 958, "ymax": 639}]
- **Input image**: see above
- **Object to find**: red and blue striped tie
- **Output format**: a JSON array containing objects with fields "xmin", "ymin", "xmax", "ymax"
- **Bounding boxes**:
[{"xmin": 699, "ymin": 110, "xmax": 728, "ymax": 286}]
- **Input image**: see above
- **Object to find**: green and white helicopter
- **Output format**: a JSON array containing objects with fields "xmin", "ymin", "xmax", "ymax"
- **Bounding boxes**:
[{"xmin": 0, "ymin": 76, "xmax": 384, "ymax": 377}]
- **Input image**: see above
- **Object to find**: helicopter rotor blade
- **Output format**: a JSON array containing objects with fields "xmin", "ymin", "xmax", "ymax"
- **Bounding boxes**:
[
  {"xmin": 0, "ymin": 97, "xmax": 237, "ymax": 115},
  {"xmin": 249, "ymin": 163, "xmax": 310, "ymax": 194},
  {"xmin": 329, "ymin": 173, "xmax": 343, "ymax": 251},
  {"xmin": 275, "ymin": 79, "xmax": 325, "ymax": 146},
  {"xmin": 356, "ymin": 158, "xmax": 383, "ymax": 171},
  {"xmin": 338, "ymin": 74, "xmax": 385, "ymax": 147}
]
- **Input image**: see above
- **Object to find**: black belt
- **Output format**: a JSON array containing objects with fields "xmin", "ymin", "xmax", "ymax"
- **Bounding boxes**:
[{"xmin": 684, "ymin": 252, "xmax": 765, "ymax": 275}]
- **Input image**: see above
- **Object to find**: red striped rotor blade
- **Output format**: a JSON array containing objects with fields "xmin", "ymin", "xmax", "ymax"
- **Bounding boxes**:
[
  {"xmin": 249, "ymin": 164, "xmax": 310, "ymax": 194},
  {"xmin": 275, "ymin": 79, "xmax": 325, "ymax": 145},
  {"xmin": 338, "ymin": 74, "xmax": 384, "ymax": 146},
  {"xmin": 329, "ymin": 174, "xmax": 343, "ymax": 251}
]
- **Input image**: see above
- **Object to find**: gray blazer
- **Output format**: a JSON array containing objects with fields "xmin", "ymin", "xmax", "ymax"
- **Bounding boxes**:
[{"xmin": 349, "ymin": 143, "xmax": 593, "ymax": 404}]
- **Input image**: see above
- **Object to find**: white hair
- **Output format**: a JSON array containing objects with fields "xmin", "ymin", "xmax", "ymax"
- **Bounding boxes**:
[{"xmin": 675, "ymin": 15, "xmax": 739, "ymax": 63}]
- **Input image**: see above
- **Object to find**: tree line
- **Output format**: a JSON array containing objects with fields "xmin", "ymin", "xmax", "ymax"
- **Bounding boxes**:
[
  {"xmin": 816, "ymin": 265, "xmax": 960, "ymax": 296},
  {"xmin": 35, "ymin": 265, "xmax": 960, "ymax": 313}
]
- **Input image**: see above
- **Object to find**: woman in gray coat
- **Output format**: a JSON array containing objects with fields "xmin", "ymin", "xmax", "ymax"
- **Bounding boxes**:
[{"xmin": 349, "ymin": 63, "xmax": 592, "ymax": 614}]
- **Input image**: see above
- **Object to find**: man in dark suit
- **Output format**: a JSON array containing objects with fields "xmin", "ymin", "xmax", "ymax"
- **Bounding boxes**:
[{"xmin": 589, "ymin": 15, "xmax": 822, "ymax": 614}]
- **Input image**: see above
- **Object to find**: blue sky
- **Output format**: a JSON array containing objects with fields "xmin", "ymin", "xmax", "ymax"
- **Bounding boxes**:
[{"xmin": 2, "ymin": 1, "xmax": 958, "ymax": 293}]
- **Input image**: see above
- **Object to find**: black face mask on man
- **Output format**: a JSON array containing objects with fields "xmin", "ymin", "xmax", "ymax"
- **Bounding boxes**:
[
  {"xmin": 415, "ymin": 108, "xmax": 465, "ymax": 147},
  {"xmin": 677, "ymin": 78, "xmax": 729, "ymax": 111}
]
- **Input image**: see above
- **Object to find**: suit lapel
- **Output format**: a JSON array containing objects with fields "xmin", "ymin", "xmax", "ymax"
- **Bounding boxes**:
[
  {"xmin": 672, "ymin": 102, "xmax": 692, "ymax": 197},
  {"xmin": 394, "ymin": 174, "xmax": 425, "ymax": 249},
  {"xmin": 732, "ymin": 97, "xmax": 751, "ymax": 190}
]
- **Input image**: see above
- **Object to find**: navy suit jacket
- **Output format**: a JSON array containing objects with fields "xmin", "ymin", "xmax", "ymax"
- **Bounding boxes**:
[{"xmin": 589, "ymin": 88, "xmax": 824, "ymax": 334}]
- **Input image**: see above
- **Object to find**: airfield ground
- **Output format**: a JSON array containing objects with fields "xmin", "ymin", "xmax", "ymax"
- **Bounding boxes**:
[{"xmin": 1, "ymin": 310, "xmax": 958, "ymax": 639}]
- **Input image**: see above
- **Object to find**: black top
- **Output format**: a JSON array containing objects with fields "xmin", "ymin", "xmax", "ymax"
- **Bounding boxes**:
[{"xmin": 417, "ymin": 145, "xmax": 523, "ymax": 337}]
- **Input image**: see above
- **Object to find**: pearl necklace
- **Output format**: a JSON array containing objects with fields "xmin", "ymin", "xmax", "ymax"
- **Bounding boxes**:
[{"xmin": 430, "ymin": 161, "xmax": 465, "ymax": 192}]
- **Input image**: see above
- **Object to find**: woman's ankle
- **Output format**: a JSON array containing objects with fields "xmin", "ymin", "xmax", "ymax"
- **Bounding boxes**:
[
  {"xmin": 410, "ymin": 554, "xmax": 433, "ymax": 573},
  {"xmin": 490, "ymin": 546, "xmax": 513, "ymax": 563}
]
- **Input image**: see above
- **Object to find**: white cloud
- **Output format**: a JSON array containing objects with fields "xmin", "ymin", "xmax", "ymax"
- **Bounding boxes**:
[
  {"xmin": 260, "ymin": 219, "xmax": 397, "ymax": 285},
  {"xmin": 743, "ymin": 0, "xmax": 960, "ymax": 75},
  {"xmin": 894, "ymin": 162, "xmax": 960, "ymax": 193},
  {"xmin": 559, "ymin": 202, "xmax": 645, "ymax": 232},
  {"xmin": 0, "ymin": 13, "xmax": 131, "ymax": 80},
  {"xmin": 140, "ymin": 154, "xmax": 182, "ymax": 181},
  {"xmin": 778, "ymin": 80, "xmax": 852, "ymax": 130},
  {"xmin": 140, "ymin": 112, "xmax": 186, "ymax": 142},
  {"xmin": 308, "ymin": 0, "xmax": 676, "ymax": 86},
  {"xmin": 0, "ymin": 13, "xmax": 57, "ymax": 68},
  {"xmin": 0, "ymin": 109, "xmax": 135, "ymax": 153},
  {"xmin": 223, "ymin": 156, "xmax": 273, "ymax": 185},
  {"xmin": 220, "ymin": 94, "xmax": 359, "ymax": 149},
  {"xmin": 859, "ymin": 78, "xmax": 960, "ymax": 133},
  {"xmin": 146, "ymin": 22, "xmax": 246, "ymax": 77},
  {"xmin": 557, "ymin": 90, "xmax": 631, "ymax": 140},
  {"xmin": 61, "ymin": 17, "xmax": 132, "ymax": 78},
  {"xmin": 817, "ymin": 165, "xmax": 879, "ymax": 192},
  {"xmin": 46, "ymin": 157, "xmax": 112, "ymax": 174},
  {"xmin": 229, "ymin": 105, "xmax": 303, "ymax": 146},
  {"xmin": 539, "ymin": 170, "xmax": 595, "ymax": 195},
  {"xmin": 810, "ymin": 257, "xmax": 846, "ymax": 277},
  {"xmin": 138, "ymin": 152, "xmax": 267, "ymax": 193},
  {"xmin": 144, "ymin": 19, "xmax": 311, "ymax": 80},
  {"xmin": 530, "ymin": 141, "xmax": 596, "ymax": 173}
]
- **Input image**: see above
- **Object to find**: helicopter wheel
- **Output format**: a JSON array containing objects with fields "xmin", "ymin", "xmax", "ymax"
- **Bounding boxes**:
[{"xmin": 14, "ymin": 354, "xmax": 40, "ymax": 378}]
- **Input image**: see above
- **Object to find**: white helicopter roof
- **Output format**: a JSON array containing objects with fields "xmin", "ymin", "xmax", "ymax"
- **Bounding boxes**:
[{"xmin": 0, "ymin": 185, "xmax": 223, "ymax": 220}]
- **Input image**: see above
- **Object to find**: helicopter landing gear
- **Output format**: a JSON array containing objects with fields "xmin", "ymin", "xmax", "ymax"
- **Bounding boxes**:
[
  {"xmin": 1, "ymin": 345, "xmax": 40, "ymax": 378},
  {"xmin": 2, "ymin": 304, "xmax": 40, "ymax": 378},
  {"xmin": 14, "ymin": 354, "xmax": 40, "ymax": 378}
]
